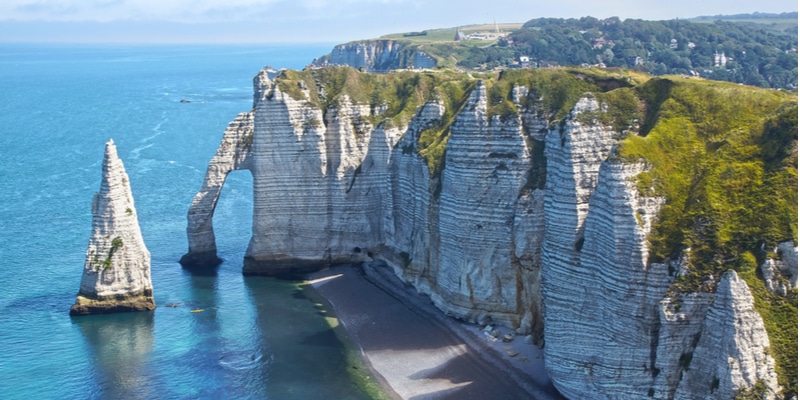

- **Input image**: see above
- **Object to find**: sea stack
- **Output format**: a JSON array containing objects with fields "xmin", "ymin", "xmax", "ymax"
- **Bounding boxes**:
[{"xmin": 70, "ymin": 140, "xmax": 155, "ymax": 316}]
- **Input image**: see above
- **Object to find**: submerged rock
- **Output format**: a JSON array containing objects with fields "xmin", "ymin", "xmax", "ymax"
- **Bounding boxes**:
[{"xmin": 70, "ymin": 140, "xmax": 155, "ymax": 316}]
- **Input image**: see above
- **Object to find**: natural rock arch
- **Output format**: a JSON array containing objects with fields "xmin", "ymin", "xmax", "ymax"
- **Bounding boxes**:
[{"xmin": 180, "ymin": 111, "xmax": 254, "ymax": 269}]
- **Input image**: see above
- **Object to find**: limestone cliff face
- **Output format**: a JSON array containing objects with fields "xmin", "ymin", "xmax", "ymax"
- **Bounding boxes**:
[
  {"xmin": 71, "ymin": 140, "xmax": 155, "ymax": 315},
  {"xmin": 183, "ymin": 68, "xmax": 791, "ymax": 398},
  {"xmin": 312, "ymin": 40, "xmax": 437, "ymax": 71}
]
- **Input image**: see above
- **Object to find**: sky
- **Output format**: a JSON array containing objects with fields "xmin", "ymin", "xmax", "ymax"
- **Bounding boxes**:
[{"xmin": 0, "ymin": 0, "xmax": 796, "ymax": 44}]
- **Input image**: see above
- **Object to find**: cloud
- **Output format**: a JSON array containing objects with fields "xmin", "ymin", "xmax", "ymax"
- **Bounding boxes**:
[
  {"xmin": 0, "ymin": 0, "xmax": 795, "ymax": 44},
  {"xmin": 1, "ymin": 0, "xmax": 415, "ymax": 23}
]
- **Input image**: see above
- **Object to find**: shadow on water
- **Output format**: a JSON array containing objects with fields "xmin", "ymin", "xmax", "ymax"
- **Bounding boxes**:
[
  {"xmin": 243, "ymin": 275, "xmax": 373, "ymax": 400},
  {"xmin": 72, "ymin": 312, "xmax": 156, "ymax": 399},
  {"xmin": 180, "ymin": 264, "xmax": 220, "ymax": 277}
]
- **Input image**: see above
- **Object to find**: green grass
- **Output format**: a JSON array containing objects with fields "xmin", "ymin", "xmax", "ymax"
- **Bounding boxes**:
[{"xmin": 380, "ymin": 24, "xmax": 521, "ymax": 43}]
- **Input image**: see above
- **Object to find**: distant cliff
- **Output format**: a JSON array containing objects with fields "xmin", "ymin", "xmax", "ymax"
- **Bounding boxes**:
[
  {"xmin": 71, "ymin": 140, "xmax": 155, "ymax": 315},
  {"xmin": 183, "ymin": 66, "xmax": 797, "ymax": 399},
  {"xmin": 311, "ymin": 40, "xmax": 437, "ymax": 71}
]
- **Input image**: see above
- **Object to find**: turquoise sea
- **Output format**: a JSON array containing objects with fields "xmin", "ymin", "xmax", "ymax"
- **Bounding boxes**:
[{"xmin": 0, "ymin": 44, "xmax": 377, "ymax": 399}]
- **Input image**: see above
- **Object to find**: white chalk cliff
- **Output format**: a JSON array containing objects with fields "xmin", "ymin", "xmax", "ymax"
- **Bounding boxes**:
[
  {"xmin": 183, "ymin": 68, "xmax": 793, "ymax": 398},
  {"xmin": 71, "ymin": 140, "xmax": 155, "ymax": 315},
  {"xmin": 311, "ymin": 40, "xmax": 437, "ymax": 72}
]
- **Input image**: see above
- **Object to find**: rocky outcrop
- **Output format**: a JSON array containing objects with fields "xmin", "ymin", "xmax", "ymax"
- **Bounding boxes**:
[
  {"xmin": 759, "ymin": 241, "xmax": 798, "ymax": 297},
  {"xmin": 184, "ymin": 67, "xmax": 793, "ymax": 398},
  {"xmin": 311, "ymin": 40, "xmax": 437, "ymax": 71},
  {"xmin": 675, "ymin": 271, "xmax": 780, "ymax": 399},
  {"xmin": 180, "ymin": 112, "xmax": 254, "ymax": 269},
  {"xmin": 70, "ymin": 140, "xmax": 155, "ymax": 315}
]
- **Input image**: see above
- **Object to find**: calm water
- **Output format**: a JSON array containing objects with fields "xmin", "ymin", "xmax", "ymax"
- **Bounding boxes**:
[{"xmin": 0, "ymin": 43, "xmax": 375, "ymax": 399}]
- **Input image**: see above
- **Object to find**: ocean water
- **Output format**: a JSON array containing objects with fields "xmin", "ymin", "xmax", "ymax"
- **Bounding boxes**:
[{"xmin": 0, "ymin": 44, "xmax": 376, "ymax": 399}]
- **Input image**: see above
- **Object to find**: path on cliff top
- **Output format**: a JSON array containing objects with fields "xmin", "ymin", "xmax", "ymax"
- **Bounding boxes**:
[{"xmin": 307, "ymin": 264, "xmax": 564, "ymax": 400}]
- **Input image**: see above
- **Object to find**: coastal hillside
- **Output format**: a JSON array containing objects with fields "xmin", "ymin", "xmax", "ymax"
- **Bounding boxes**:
[
  {"xmin": 312, "ymin": 14, "xmax": 798, "ymax": 89},
  {"xmin": 183, "ymin": 65, "xmax": 797, "ymax": 399}
]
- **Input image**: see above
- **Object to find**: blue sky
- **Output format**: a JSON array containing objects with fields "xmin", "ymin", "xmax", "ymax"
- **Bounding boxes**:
[{"xmin": 0, "ymin": 0, "xmax": 796, "ymax": 43}]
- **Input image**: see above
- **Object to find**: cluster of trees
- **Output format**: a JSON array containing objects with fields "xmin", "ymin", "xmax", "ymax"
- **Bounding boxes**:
[{"xmin": 455, "ymin": 16, "xmax": 798, "ymax": 89}]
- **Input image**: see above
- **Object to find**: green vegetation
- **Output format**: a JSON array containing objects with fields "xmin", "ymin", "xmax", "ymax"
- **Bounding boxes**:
[
  {"xmin": 300, "ymin": 283, "xmax": 393, "ymax": 400},
  {"xmin": 509, "ymin": 17, "xmax": 798, "ymax": 89},
  {"xmin": 690, "ymin": 12, "xmax": 798, "ymax": 34},
  {"xmin": 618, "ymin": 80, "xmax": 797, "ymax": 283},
  {"xmin": 734, "ymin": 380, "xmax": 771, "ymax": 400},
  {"xmin": 90, "ymin": 236, "xmax": 124, "ymax": 271},
  {"xmin": 343, "ymin": 15, "xmax": 797, "ymax": 88}
]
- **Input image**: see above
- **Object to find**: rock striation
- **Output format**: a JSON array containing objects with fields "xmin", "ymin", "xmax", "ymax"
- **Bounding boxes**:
[
  {"xmin": 183, "ymin": 67, "xmax": 796, "ymax": 398},
  {"xmin": 70, "ymin": 140, "xmax": 155, "ymax": 315}
]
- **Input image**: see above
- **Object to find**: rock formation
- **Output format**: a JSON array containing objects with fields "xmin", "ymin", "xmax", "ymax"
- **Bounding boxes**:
[
  {"xmin": 70, "ymin": 140, "xmax": 155, "ymax": 315},
  {"xmin": 180, "ymin": 112, "xmax": 254, "ymax": 269},
  {"xmin": 674, "ymin": 271, "xmax": 780, "ymax": 399},
  {"xmin": 759, "ymin": 241, "xmax": 798, "ymax": 297},
  {"xmin": 183, "ymin": 67, "xmax": 797, "ymax": 398}
]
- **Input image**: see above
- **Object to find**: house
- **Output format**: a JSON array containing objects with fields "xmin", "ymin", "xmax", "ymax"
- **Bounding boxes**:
[
  {"xmin": 669, "ymin": 39, "xmax": 678, "ymax": 49},
  {"xmin": 714, "ymin": 51, "xmax": 728, "ymax": 67},
  {"xmin": 592, "ymin": 38, "xmax": 606, "ymax": 49}
]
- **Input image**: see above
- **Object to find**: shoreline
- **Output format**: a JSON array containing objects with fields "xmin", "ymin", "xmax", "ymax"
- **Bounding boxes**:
[{"xmin": 306, "ymin": 262, "xmax": 564, "ymax": 400}]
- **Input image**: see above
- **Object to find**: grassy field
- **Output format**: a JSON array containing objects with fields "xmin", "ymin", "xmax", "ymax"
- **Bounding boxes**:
[{"xmin": 380, "ymin": 23, "xmax": 523, "ymax": 43}]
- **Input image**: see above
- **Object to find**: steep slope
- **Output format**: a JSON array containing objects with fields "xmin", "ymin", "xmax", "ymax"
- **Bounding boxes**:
[
  {"xmin": 71, "ymin": 140, "xmax": 155, "ymax": 315},
  {"xmin": 183, "ymin": 66, "xmax": 797, "ymax": 398}
]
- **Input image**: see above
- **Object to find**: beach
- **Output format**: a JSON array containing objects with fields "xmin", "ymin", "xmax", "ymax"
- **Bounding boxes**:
[{"xmin": 307, "ymin": 262, "xmax": 564, "ymax": 400}]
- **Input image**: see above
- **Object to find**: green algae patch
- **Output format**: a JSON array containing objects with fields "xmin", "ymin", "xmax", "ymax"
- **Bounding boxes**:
[{"xmin": 301, "ymin": 282, "xmax": 393, "ymax": 400}]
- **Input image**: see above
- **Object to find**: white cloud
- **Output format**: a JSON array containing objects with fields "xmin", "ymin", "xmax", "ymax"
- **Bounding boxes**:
[
  {"xmin": 0, "ymin": 0, "xmax": 415, "ymax": 22},
  {"xmin": 0, "ymin": 0, "xmax": 795, "ymax": 43}
]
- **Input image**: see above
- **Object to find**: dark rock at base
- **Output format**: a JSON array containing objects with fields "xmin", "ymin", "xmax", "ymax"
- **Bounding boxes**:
[
  {"xmin": 70, "ymin": 293, "xmax": 156, "ymax": 316},
  {"xmin": 179, "ymin": 251, "xmax": 223, "ymax": 270}
]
